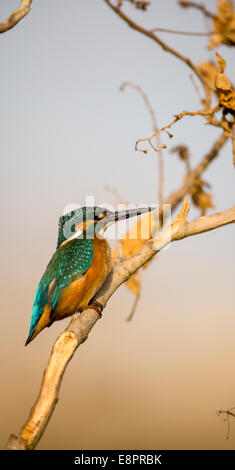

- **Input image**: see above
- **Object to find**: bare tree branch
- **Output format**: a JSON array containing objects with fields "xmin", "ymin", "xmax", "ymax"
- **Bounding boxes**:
[
  {"xmin": 0, "ymin": 0, "xmax": 32, "ymax": 34},
  {"xmin": 120, "ymin": 81, "xmax": 164, "ymax": 202},
  {"xmin": 6, "ymin": 198, "xmax": 235, "ymax": 450}
]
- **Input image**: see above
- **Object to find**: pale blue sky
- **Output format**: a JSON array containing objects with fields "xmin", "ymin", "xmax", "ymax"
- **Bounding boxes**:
[{"xmin": 1, "ymin": 0, "xmax": 233, "ymax": 289}]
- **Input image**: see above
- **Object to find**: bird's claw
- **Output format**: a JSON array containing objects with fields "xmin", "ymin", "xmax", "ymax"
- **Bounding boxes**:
[{"xmin": 86, "ymin": 300, "xmax": 104, "ymax": 317}]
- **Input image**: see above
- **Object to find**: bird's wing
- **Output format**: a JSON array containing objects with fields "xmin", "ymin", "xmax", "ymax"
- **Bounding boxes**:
[
  {"xmin": 28, "ymin": 239, "xmax": 94, "ymax": 337},
  {"xmin": 48, "ymin": 238, "xmax": 94, "ymax": 311}
]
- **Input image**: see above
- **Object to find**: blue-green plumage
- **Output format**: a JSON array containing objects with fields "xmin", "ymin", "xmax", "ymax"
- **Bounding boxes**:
[
  {"xmin": 26, "ymin": 205, "xmax": 155, "ymax": 345},
  {"xmin": 56, "ymin": 209, "xmax": 81, "ymax": 248},
  {"xmin": 56, "ymin": 207, "xmax": 96, "ymax": 248},
  {"xmin": 27, "ymin": 238, "xmax": 94, "ymax": 343}
]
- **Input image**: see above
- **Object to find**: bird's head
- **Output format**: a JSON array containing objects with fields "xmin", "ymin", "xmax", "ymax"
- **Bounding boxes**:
[{"xmin": 57, "ymin": 206, "xmax": 156, "ymax": 248}]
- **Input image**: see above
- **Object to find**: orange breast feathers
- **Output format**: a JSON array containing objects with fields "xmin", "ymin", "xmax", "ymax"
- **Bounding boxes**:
[
  {"xmin": 30, "ymin": 236, "xmax": 112, "ymax": 342},
  {"xmin": 53, "ymin": 235, "xmax": 112, "ymax": 319}
]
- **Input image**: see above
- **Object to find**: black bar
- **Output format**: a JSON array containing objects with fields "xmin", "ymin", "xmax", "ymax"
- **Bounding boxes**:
[{"xmin": 1, "ymin": 450, "xmax": 235, "ymax": 467}]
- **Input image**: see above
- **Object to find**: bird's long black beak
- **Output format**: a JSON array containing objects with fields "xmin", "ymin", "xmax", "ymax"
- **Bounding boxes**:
[{"xmin": 103, "ymin": 206, "xmax": 156, "ymax": 227}]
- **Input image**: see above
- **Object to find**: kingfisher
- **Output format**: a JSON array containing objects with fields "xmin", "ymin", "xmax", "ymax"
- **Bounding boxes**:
[{"xmin": 25, "ymin": 205, "xmax": 154, "ymax": 345}]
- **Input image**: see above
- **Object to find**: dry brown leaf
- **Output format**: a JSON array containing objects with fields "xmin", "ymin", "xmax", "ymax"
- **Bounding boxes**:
[
  {"xmin": 134, "ymin": 0, "xmax": 150, "ymax": 10},
  {"xmin": 189, "ymin": 177, "xmax": 214, "ymax": 215},
  {"xmin": 117, "ymin": 0, "xmax": 150, "ymax": 10},
  {"xmin": 112, "ymin": 211, "xmax": 157, "ymax": 320},
  {"xmin": 216, "ymin": 51, "xmax": 226, "ymax": 73},
  {"xmin": 199, "ymin": 62, "xmax": 219, "ymax": 92},
  {"xmin": 171, "ymin": 144, "xmax": 190, "ymax": 161},
  {"xmin": 108, "ymin": 183, "xmax": 156, "ymax": 308},
  {"xmin": 112, "ymin": 212, "xmax": 157, "ymax": 296},
  {"xmin": 199, "ymin": 56, "xmax": 235, "ymax": 113},
  {"xmin": 112, "ymin": 212, "xmax": 156, "ymax": 265},
  {"xmin": 208, "ymin": 0, "xmax": 235, "ymax": 48},
  {"xmin": 215, "ymin": 53, "xmax": 235, "ymax": 112},
  {"xmin": 125, "ymin": 273, "xmax": 141, "ymax": 296},
  {"xmin": 171, "ymin": 144, "xmax": 191, "ymax": 173}
]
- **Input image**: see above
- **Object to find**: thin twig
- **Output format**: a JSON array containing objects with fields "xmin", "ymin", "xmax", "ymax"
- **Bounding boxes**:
[
  {"xmin": 126, "ymin": 290, "xmax": 140, "ymax": 322},
  {"xmin": 179, "ymin": 1, "xmax": 216, "ymax": 19},
  {"xmin": 218, "ymin": 409, "xmax": 235, "ymax": 419},
  {"xmin": 126, "ymin": 267, "xmax": 142, "ymax": 322},
  {"xmin": 150, "ymin": 27, "xmax": 213, "ymax": 36},
  {"xmin": 135, "ymin": 106, "xmax": 219, "ymax": 153},
  {"xmin": 120, "ymin": 82, "xmax": 158, "ymax": 131},
  {"xmin": 105, "ymin": 185, "xmax": 126, "ymax": 204},
  {"xmin": 190, "ymin": 74, "xmax": 203, "ymax": 102},
  {"xmin": 120, "ymin": 81, "xmax": 164, "ymax": 202},
  {"xmin": 217, "ymin": 408, "xmax": 235, "ymax": 440},
  {"xmin": 0, "ymin": 0, "xmax": 32, "ymax": 33}
]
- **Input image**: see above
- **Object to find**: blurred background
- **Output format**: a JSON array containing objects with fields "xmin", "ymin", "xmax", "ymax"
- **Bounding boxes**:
[{"xmin": 0, "ymin": 0, "xmax": 234, "ymax": 449}]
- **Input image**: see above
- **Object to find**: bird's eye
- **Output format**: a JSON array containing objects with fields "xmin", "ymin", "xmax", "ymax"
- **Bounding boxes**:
[{"xmin": 97, "ymin": 210, "xmax": 108, "ymax": 220}]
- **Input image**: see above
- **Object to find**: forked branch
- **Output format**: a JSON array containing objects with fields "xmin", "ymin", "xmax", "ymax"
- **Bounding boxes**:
[
  {"xmin": 135, "ymin": 106, "xmax": 219, "ymax": 153},
  {"xmin": 104, "ymin": 0, "xmax": 211, "ymax": 107}
]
